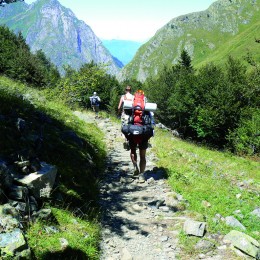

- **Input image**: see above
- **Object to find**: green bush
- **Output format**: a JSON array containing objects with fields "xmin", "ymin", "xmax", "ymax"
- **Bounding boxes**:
[
  {"xmin": 144, "ymin": 53, "xmax": 259, "ymax": 155},
  {"xmin": 227, "ymin": 108, "xmax": 260, "ymax": 156},
  {"xmin": 57, "ymin": 62, "xmax": 121, "ymax": 111}
]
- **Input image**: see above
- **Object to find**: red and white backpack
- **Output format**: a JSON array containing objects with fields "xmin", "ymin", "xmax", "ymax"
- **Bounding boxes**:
[{"xmin": 132, "ymin": 91, "xmax": 145, "ymax": 125}]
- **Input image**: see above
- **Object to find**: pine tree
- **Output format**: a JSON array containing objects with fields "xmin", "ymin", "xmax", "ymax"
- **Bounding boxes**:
[{"xmin": 178, "ymin": 49, "xmax": 193, "ymax": 70}]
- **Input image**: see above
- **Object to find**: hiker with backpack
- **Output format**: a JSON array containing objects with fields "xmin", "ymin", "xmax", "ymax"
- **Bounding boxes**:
[
  {"xmin": 118, "ymin": 85, "xmax": 134, "ymax": 126},
  {"xmin": 89, "ymin": 92, "xmax": 101, "ymax": 118},
  {"xmin": 122, "ymin": 89, "xmax": 156, "ymax": 183}
]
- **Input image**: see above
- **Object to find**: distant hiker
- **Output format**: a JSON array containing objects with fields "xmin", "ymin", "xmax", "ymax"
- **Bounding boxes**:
[
  {"xmin": 122, "ymin": 89, "xmax": 156, "ymax": 183},
  {"xmin": 118, "ymin": 85, "xmax": 134, "ymax": 126},
  {"xmin": 90, "ymin": 92, "xmax": 101, "ymax": 118}
]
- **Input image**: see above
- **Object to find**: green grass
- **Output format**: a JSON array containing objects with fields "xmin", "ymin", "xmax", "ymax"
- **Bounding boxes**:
[
  {"xmin": 0, "ymin": 76, "xmax": 106, "ymax": 259},
  {"xmin": 27, "ymin": 208, "xmax": 100, "ymax": 259},
  {"xmin": 196, "ymin": 21, "xmax": 260, "ymax": 68},
  {"xmin": 152, "ymin": 129, "xmax": 260, "ymax": 241}
]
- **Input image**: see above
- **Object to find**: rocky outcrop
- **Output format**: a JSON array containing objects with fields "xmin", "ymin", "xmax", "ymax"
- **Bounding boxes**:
[
  {"xmin": 0, "ymin": 159, "xmax": 57, "ymax": 259},
  {"xmin": 0, "ymin": 106, "xmax": 59, "ymax": 258},
  {"xmin": 224, "ymin": 230, "xmax": 260, "ymax": 259}
]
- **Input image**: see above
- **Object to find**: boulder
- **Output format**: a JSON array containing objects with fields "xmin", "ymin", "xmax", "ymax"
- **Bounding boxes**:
[
  {"xmin": 195, "ymin": 239, "xmax": 215, "ymax": 252},
  {"xmin": 225, "ymin": 216, "xmax": 246, "ymax": 231},
  {"xmin": 0, "ymin": 215, "xmax": 21, "ymax": 232},
  {"xmin": 8, "ymin": 185, "xmax": 29, "ymax": 201},
  {"xmin": 251, "ymin": 208, "xmax": 260, "ymax": 219},
  {"xmin": 32, "ymin": 208, "xmax": 52, "ymax": 221},
  {"xmin": 183, "ymin": 220, "xmax": 206, "ymax": 237},
  {"xmin": 0, "ymin": 160, "xmax": 13, "ymax": 188},
  {"xmin": 0, "ymin": 228, "xmax": 28, "ymax": 258},
  {"xmin": 14, "ymin": 162, "xmax": 57, "ymax": 199},
  {"xmin": 223, "ymin": 230, "xmax": 260, "ymax": 259},
  {"xmin": 0, "ymin": 204, "xmax": 20, "ymax": 219}
]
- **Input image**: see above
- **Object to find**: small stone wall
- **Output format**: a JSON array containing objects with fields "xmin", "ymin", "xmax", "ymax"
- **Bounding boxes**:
[{"xmin": 0, "ymin": 160, "xmax": 57, "ymax": 259}]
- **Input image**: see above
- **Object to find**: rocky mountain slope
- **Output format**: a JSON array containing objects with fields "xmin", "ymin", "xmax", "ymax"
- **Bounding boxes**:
[
  {"xmin": 118, "ymin": 0, "xmax": 260, "ymax": 82},
  {"xmin": 0, "ymin": 0, "xmax": 121, "ymax": 75}
]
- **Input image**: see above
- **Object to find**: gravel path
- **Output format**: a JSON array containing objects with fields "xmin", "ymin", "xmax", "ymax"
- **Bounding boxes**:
[
  {"xmin": 74, "ymin": 111, "xmax": 183, "ymax": 259},
  {"xmin": 74, "ymin": 111, "xmax": 250, "ymax": 260},
  {"xmin": 98, "ymin": 117, "xmax": 183, "ymax": 260}
]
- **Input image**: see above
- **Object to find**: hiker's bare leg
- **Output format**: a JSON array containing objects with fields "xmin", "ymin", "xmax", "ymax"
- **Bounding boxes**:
[
  {"xmin": 139, "ymin": 149, "xmax": 146, "ymax": 173},
  {"xmin": 130, "ymin": 148, "xmax": 137, "ymax": 166}
]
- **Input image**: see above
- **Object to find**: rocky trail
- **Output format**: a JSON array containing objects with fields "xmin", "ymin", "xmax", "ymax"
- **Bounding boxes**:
[
  {"xmin": 74, "ymin": 111, "xmax": 256, "ymax": 260},
  {"xmin": 98, "ymin": 123, "xmax": 181, "ymax": 260}
]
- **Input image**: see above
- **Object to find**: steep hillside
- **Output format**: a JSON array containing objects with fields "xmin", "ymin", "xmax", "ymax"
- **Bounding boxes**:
[
  {"xmin": 118, "ymin": 0, "xmax": 260, "ymax": 82},
  {"xmin": 0, "ymin": 0, "xmax": 121, "ymax": 75},
  {"xmin": 0, "ymin": 76, "xmax": 106, "ymax": 258}
]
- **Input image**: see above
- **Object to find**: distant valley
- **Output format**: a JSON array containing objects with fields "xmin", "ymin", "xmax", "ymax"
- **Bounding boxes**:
[{"xmin": 102, "ymin": 39, "xmax": 143, "ymax": 66}]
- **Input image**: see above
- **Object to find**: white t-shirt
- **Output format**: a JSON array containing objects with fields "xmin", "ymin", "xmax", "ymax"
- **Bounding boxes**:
[{"xmin": 120, "ymin": 93, "xmax": 134, "ymax": 103}]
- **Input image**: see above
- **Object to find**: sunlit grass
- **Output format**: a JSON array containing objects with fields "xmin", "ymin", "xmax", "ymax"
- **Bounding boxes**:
[
  {"xmin": 27, "ymin": 208, "xmax": 100, "ymax": 259},
  {"xmin": 152, "ymin": 129, "xmax": 260, "ymax": 240}
]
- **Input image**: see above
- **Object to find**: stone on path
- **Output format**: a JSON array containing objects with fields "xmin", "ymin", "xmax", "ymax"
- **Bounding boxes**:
[
  {"xmin": 183, "ymin": 220, "xmax": 207, "ymax": 237},
  {"xmin": 121, "ymin": 248, "xmax": 133, "ymax": 260}
]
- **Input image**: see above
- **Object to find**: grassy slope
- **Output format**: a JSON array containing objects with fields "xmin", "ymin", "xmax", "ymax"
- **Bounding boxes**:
[
  {"xmin": 0, "ymin": 76, "xmax": 106, "ymax": 259},
  {"xmin": 196, "ymin": 20, "xmax": 260, "ymax": 68},
  {"xmin": 152, "ymin": 129, "xmax": 259, "ymax": 245}
]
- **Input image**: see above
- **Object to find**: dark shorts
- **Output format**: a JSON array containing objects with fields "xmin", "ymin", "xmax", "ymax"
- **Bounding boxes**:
[
  {"xmin": 128, "ymin": 135, "xmax": 149, "ymax": 150},
  {"xmin": 92, "ymin": 105, "xmax": 99, "ymax": 112}
]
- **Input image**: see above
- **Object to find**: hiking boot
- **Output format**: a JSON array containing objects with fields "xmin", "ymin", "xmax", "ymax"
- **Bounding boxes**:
[
  {"xmin": 133, "ymin": 169, "xmax": 139, "ymax": 177},
  {"xmin": 138, "ymin": 173, "xmax": 146, "ymax": 183},
  {"xmin": 132, "ymin": 163, "xmax": 139, "ymax": 177}
]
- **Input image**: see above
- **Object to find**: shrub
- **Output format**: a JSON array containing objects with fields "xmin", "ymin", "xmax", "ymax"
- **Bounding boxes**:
[
  {"xmin": 57, "ymin": 62, "xmax": 121, "ymax": 111},
  {"xmin": 143, "ymin": 53, "xmax": 259, "ymax": 155},
  {"xmin": 227, "ymin": 108, "xmax": 260, "ymax": 156}
]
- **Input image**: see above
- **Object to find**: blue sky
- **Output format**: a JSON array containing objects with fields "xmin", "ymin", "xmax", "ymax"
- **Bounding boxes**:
[{"xmin": 25, "ymin": 0, "xmax": 216, "ymax": 42}]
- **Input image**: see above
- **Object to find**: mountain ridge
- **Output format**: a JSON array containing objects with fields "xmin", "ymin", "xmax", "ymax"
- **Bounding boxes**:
[
  {"xmin": 118, "ymin": 0, "xmax": 260, "ymax": 82},
  {"xmin": 0, "ymin": 0, "xmax": 122, "ymax": 75}
]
